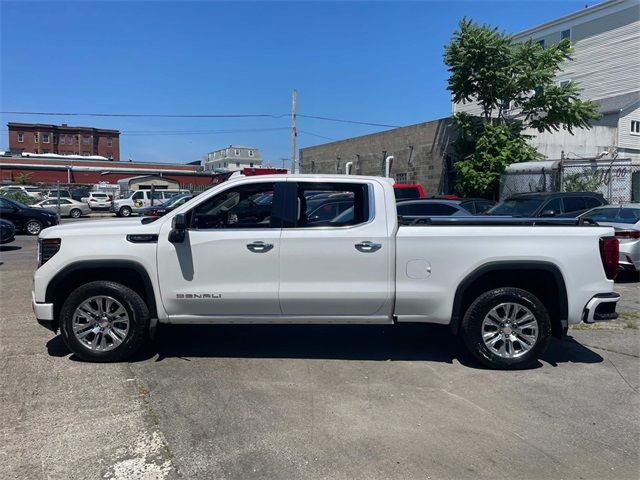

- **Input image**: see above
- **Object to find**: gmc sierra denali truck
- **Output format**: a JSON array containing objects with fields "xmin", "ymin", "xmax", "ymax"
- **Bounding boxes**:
[{"xmin": 32, "ymin": 175, "xmax": 621, "ymax": 369}]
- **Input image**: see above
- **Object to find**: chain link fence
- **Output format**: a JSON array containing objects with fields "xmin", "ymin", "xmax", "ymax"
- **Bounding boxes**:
[{"xmin": 500, "ymin": 159, "xmax": 640, "ymax": 204}]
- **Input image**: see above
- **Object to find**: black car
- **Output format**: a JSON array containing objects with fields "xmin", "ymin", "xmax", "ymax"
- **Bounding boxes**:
[
  {"xmin": 0, "ymin": 197, "xmax": 59, "ymax": 235},
  {"xmin": 139, "ymin": 194, "xmax": 195, "ymax": 217},
  {"xmin": 486, "ymin": 192, "xmax": 607, "ymax": 218},
  {"xmin": 0, "ymin": 219, "xmax": 15, "ymax": 244},
  {"xmin": 396, "ymin": 199, "xmax": 473, "ymax": 224}
]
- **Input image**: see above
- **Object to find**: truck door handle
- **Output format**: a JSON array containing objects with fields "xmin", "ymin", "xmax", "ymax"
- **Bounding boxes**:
[
  {"xmin": 246, "ymin": 241, "xmax": 274, "ymax": 253},
  {"xmin": 354, "ymin": 241, "xmax": 382, "ymax": 253}
]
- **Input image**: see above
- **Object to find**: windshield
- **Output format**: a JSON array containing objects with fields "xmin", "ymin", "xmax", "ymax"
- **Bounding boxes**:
[
  {"xmin": 163, "ymin": 195, "xmax": 190, "ymax": 207},
  {"xmin": 487, "ymin": 197, "xmax": 545, "ymax": 216}
]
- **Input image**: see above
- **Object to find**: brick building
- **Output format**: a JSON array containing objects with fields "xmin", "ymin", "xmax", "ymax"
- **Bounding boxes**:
[
  {"xmin": 7, "ymin": 123, "xmax": 120, "ymax": 160},
  {"xmin": 299, "ymin": 118, "xmax": 457, "ymax": 195}
]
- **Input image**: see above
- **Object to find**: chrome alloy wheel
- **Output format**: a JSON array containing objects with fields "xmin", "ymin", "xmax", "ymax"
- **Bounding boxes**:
[
  {"xmin": 481, "ymin": 302, "xmax": 539, "ymax": 359},
  {"xmin": 26, "ymin": 220, "xmax": 42, "ymax": 235},
  {"xmin": 72, "ymin": 296, "xmax": 130, "ymax": 352}
]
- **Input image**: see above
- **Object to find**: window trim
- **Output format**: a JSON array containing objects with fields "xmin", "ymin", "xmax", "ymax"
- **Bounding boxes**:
[
  {"xmin": 17, "ymin": 132, "xmax": 24, "ymax": 143},
  {"xmin": 286, "ymin": 180, "xmax": 374, "ymax": 230},
  {"xmin": 43, "ymin": 133, "xmax": 50, "ymax": 144},
  {"xmin": 188, "ymin": 181, "xmax": 285, "ymax": 231},
  {"xmin": 631, "ymin": 120, "xmax": 640, "ymax": 136}
]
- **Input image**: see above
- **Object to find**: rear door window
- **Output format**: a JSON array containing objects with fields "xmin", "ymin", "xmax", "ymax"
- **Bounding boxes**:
[
  {"xmin": 398, "ymin": 202, "xmax": 458, "ymax": 216},
  {"xmin": 295, "ymin": 182, "xmax": 368, "ymax": 227},
  {"xmin": 562, "ymin": 197, "xmax": 587, "ymax": 213},
  {"xmin": 584, "ymin": 197, "xmax": 604, "ymax": 209}
]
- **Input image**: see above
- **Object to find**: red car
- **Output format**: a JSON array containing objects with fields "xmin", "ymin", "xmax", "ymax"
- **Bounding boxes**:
[{"xmin": 393, "ymin": 183, "xmax": 425, "ymax": 200}]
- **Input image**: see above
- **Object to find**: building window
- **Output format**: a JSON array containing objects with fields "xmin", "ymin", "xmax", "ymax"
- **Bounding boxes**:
[
  {"xmin": 82, "ymin": 135, "xmax": 90, "ymax": 145},
  {"xmin": 560, "ymin": 80, "xmax": 570, "ymax": 88},
  {"xmin": 235, "ymin": 149, "xmax": 240, "ymax": 156},
  {"xmin": 250, "ymin": 163, "xmax": 254, "ymax": 167},
  {"xmin": 107, "ymin": 137, "xmax": 113, "ymax": 147},
  {"xmin": 43, "ymin": 149, "xmax": 50, "ymax": 154},
  {"xmin": 561, "ymin": 29, "xmax": 571, "ymax": 40},
  {"xmin": 224, "ymin": 162, "xmax": 228, "ymax": 167},
  {"xmin": 236, "ymin": 162, "xmax": 240, "ymax": 167},
  {"xmin": 537, "ymin": 39, "xmax": 545, "ymax": 48},
  {"xmin": 60, "ymin": 135, "xmax": 65, "ymax": 144},
  {"xmin": 248, "ymin": 150, "xmax": 254, "ymax": 157},
  {"xmin": 53, "ymin": 135, "xmax": 58, "ymax": 144},
  {"xmin": 34, "ymin": 133, "xmax": 39, "ymax": 143},
  {"xmin": 17, "ymin": 132, "xmax": 24, "ymax": 143},
  {"xmin": 631, "ymin": 120, "xmax": 640, "ymax": 135},
  {"xmin": 42, "ymin": 133, "xmax": 50, "ymax": 143},
  {"xmin": 68, "ymin": 135, "xmax": 73, "ymax": 144}
]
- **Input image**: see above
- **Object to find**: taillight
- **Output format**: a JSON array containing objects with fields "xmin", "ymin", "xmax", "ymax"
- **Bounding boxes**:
[
  {"xmin": 615, "ymin": 230, "xmax": 640, "ymax": 239},
  {"xmin": 38, "ymin": 238, "xmax": 61, "ymax": 267},
  {"xmin": 599, "ymin": 236, "xmax": 619, "ymax": 280},
  {"xmin": 90, "ymin": 198, "xmax": 96, "ymax": 202}
]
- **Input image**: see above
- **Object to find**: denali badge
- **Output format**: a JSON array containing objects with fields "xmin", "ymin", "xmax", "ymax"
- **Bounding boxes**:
[{"xmin": 176, "ymin": 293, "xmax": 222, "ymax": 299}]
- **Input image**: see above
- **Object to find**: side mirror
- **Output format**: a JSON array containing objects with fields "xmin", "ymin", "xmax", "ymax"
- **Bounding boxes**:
[
  {"xmin": 540, "ymin": 210, "xmax": 556, "ymax": 217},
  {"xmin": 169, "ymin": 213, "xmax": 187, "ymax": 243}
]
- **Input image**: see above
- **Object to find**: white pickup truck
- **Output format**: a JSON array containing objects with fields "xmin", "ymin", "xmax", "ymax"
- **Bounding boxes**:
[{"xmin": 32, "ymin": 175, "xmax": 621, "ymax": 369}]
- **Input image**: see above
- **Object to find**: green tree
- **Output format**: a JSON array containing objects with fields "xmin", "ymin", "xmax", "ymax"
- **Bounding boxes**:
[
  {"xmin": 14, "ymin": 172, "xmax": 32, "ymax": 184},
  {"xmin": 444, "ymin": 18, "xmax": 601, "ymax": 198}
]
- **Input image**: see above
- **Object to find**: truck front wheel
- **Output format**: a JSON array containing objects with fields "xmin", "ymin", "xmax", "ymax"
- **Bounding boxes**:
[
  {"xmin": 119, "ymin": 206, "xmax": 132, "ymax": 217},
  {"xmin": 461, "ymin": 287, "xmax": 551, "ymax": 370},
  {"xmin": 59, "ymin": 281, "xmax": 149, "ymax": 362}
]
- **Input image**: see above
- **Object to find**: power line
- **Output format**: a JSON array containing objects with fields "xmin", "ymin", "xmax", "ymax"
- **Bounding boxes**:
[
  {"xmin": 298, "ymin": 130, "xmax": 335, "ymax": 141},
  {"xmin": 2, "ymin": 110, "xmax": 401, "ymax": 127},
  {"xmin": 1, "ymin": 111, "xmax": 284, "ymax": 119},
  {"xmin": 297, "ymin": 114, "xmax": 400, "ymax": 128},
  {"xmin": 121, "ymin": 127, "xmax": 289, "ymax": 136}
]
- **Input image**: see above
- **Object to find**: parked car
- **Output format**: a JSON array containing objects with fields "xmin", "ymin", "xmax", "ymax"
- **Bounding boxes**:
[
  {"xmin": 45, "ymin": 189, "xmax": 72, "ymax": 199},
  {"xmin": 112, "ymin": 189, "xmax": 190, "ymax": 217},
  {"xmin": 426, "ymin": 197, "xmax": 496, "ymax": 214},
  {"xmin": 393, "ymin": 183, "xmax": 425, "ymax": 200},
  {"xmin": 81, "ymin": 192, "xmax": 112, "ymax": 210},
  {"xmin": 33, "ymin": 198, "xmax": 91, "ymax": 218},
  {"xmin": 0, "ymin": 197, "xmax": 59, "ymax": 235},
  {"xmin": 486, "ymin": 192, "xmax": 607, "ymax": 218},
  {"xmin": 580, "ymin": 203, "xmax": 640, "ymax": 272},
  {"xmin": 0, "ymin": 219, "xmax": 15, "ymax": 244},
  {"xmin": 0, "ymin": 185, "xmax": 44, "ymax": 200},
  {"xmin": 32, "ymin": 174, "xmax": 620, "ymax": 369},
  {"xmin": 139, "ymin": 194, "xmax": 195, "ymax": 217},
  {"xmin": 70, "ymin": 187, "xmax": 91, "ymax": 202},
  {"xmin": 397, "ymin": 199, "xmax": 473, "ymax": 224}
]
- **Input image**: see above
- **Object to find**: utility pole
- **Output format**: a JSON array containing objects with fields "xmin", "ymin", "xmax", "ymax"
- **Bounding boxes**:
[{"xmin": 290, "ymin": 89, "xmax": 297, "ymax": 174}]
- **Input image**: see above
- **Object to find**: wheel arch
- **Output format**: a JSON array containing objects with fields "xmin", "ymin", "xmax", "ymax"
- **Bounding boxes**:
[
  {"xmin": 450, "ymin": 261, "xmax": 568, "ymax": 339},
  {"xmin": 46, "ymin": 260, "xmax": 158, "ymax": 330}
]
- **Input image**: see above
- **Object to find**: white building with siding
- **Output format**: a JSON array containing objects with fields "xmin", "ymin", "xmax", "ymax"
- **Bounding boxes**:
[
  {"xmin": 454, "ymin": 0, "xmax": 640, "ymax": 161},
  {"xmin": 204, "ymin": 145, "xmax": 262, "ymax": 172}
]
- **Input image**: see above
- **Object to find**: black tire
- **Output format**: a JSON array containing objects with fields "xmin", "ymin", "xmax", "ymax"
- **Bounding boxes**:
[
  {"xmin": 59, "ymin": 281, "xmax": 149, "ymax": 362},
  {"xmin": 119, "ymin": 206, "xmax": 132, "ymax": 217},
  {"xmin": 69, "ymin": 208, "xmax": 82, "ymax": 219},
  {"xmin": 24, "ymin": 219, "xmax": 42, "ymax": 235},
  {"xmin": 461, "ymin": 287, "xmax": 551, "ymax": 370}
]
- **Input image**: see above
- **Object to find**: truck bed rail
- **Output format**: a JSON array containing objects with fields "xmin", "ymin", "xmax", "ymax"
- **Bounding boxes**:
[{"xmin": 404, "ymin": 216, "xmax": 597, "ymax": 227}]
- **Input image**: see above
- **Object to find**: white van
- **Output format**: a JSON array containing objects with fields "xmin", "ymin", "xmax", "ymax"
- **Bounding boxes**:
[{"xmin": 111, "ymin": 189, "xmax": 190, "ymax": 217}]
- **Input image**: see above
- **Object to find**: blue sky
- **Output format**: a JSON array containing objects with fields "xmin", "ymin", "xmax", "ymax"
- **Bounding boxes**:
[{"xmin": 1, "ymin": 0, "xmax": 590, "ymax": 164}]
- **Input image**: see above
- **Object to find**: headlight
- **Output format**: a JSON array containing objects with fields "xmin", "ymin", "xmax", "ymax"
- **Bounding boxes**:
[{"xmin": 38, "ymin": 238, "xmax": 61, "ymax": 267}]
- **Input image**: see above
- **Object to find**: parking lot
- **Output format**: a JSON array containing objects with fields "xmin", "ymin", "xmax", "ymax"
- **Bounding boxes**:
[{"xmin": 1, "ymin": 223, "xmax": 639, "ymax": 480}]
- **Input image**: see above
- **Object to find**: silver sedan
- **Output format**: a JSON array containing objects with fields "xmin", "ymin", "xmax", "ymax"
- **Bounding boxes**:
[
  {"xmin": 581, "ymin": 203, "xmax": 640, "ymax": 272},
  {"xmin": 33, "ymin": 198, "xmax": 92, "ymax": 218}
]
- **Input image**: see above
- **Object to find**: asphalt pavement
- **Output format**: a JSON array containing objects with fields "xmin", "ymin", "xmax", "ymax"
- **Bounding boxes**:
[{"xmin": 1, "ymin": 230, "xmax": 638, "ymax": 480}]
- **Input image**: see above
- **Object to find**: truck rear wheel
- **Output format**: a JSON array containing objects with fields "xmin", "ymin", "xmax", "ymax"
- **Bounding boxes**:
[
  {"xmin": 59, "ymin": 281, "xmax": 149, "ymax": 362},
  {"xmin": 461, "ymin": 287, "xmax": 551, "ymax": 370}
]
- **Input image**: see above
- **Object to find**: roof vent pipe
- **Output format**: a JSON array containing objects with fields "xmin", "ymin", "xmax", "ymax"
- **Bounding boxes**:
[
  {"xmin": 345, "ymin": 162, "xmax": 353, "ymax": 175},
  {"xmin": 384, "ymin": 155, "xmax": 394, "ymax": 178}
]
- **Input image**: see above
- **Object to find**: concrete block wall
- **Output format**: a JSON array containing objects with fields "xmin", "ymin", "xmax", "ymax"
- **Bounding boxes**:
[{"xmin": 299, "ymin": 118, "xmax": 457, "ymax": 195}]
